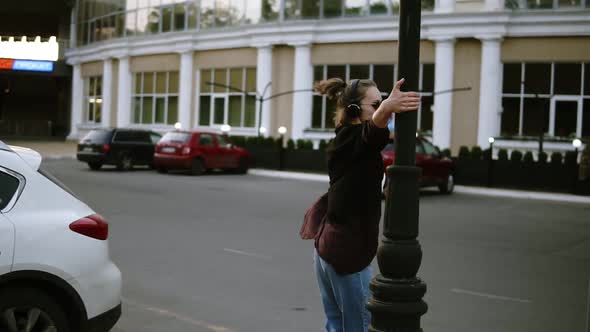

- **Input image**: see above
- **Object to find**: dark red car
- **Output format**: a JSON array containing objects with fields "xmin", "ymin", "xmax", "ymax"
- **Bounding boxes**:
[
  {"xmin": 154, "ymin": 130, "xmax": 251, "ymax": 175},
  {"xmin": 381, "ymin": 136, "xmax": 455, "ymax": 194}
]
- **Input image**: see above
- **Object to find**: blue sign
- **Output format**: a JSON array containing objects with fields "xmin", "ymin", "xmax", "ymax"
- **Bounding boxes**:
[{"xmin": 12, "ymin": 60, "xmax": 53, "ymax": 72}]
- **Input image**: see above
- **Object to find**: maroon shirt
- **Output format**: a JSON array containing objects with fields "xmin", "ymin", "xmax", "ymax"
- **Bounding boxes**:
[{"xmin": 316, "ymin": 120, "xmax": 390, "ymax": 275}]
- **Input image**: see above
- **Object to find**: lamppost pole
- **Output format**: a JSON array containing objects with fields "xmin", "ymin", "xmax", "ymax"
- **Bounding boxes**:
[{"xmin": 367, "ymin": 0, "xmax": 427, "ymax": 330}]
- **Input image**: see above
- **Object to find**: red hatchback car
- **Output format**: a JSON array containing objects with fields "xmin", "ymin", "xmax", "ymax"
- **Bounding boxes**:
[
  {"xmin": 381, "ymin": 136, "xmax": 455, "ymax": 194},
  {"xmin": 154, "ymin": 130, "xmax": 251, "ymax": 175}
]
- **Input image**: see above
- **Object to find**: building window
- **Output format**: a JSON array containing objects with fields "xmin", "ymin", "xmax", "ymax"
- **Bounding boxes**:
[
  {"xmin": 76, "ymin": 0, "xmax": 437, "ymax": 46},
  {"xmin": 198, "ymin": 67, "xmax": 257, "ymax": 128},
  {"xmin": 84, "ymin": 76, "xmax": 102, "ymax": 124},
  {"xmin": 311, "ymin": 63, "xmax": 435, "ymax": 131},
  {"xmin": 132, "ymin": 71, "xmax": 179, "ymax": 125},
  {"xmin": 505, "ymin": 0, "xmax": 586, "ymax": 9},
  {"xmin": 501, "ymin": 62, "xmax": 589, "ymax": 139}
]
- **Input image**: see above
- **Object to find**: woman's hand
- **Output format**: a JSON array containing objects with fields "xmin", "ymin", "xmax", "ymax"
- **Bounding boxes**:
[
  {"xmin": 372, "ymin": 78, "xmax": 421, "ymax": 128},
  {"xmin": 381, "ymin": 78, "xmax": 421, "ymax": 114}
]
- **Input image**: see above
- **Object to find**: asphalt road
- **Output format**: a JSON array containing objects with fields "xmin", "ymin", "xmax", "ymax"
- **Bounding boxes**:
[{"xmin": 44, "ymin": 159, "xmax": 590, "ymax": 332}]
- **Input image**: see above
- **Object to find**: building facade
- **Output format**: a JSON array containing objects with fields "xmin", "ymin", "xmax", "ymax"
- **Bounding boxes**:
[{"xmin": 65, "ymin": 0, "xmax": 590, "ymax": 153}]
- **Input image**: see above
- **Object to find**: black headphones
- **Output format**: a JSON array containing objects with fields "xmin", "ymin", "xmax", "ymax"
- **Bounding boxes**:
[{"xmin": 346, "ymin": 79, "xmax": 361, "ymax": 119}]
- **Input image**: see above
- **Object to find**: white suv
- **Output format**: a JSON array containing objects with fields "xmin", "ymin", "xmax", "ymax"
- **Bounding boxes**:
[{"xmin": 0, "ymin": 141, "xmax": 122, "ymax": 332}]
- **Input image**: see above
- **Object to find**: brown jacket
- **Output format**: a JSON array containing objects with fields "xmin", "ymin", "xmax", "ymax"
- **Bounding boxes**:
[{"xmin": 315, "ymin": 120, "xmax": 389, "ymax": 275}]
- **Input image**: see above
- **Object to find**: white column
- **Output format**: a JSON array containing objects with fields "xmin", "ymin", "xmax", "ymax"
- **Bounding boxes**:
[
  {"xmin": 435, "ymin": 0, "xmax": 455, "ymax": 13},
  {"xmin": 477, "ymin": 36, "xmax": 503, "ymax": 148},
  {"xmin": 67, "ymin": 63, "xmax": 83, "ymax": 140},
  {"xmin": 431, "ymin": 37, "xmax": 455, "ymax": 150},
  {"xmin": 116, "ymin": 56, "xmax": 132, "ymax": 128},
  {"xmin": 178, "ymin": 51, "xmax": 194, "ymax": 129},
  {"xmin": 290, "ymin": 43, "xmax": 313, "ymax": 141},
  {"xmin": 484, "ymin": 0, "xmax": 505, "ymax": 10},
  {"xmin": 70, "ymin": 6, "xmax": 77, "ymax": 48},
  {"xmin": 256, "ymin": 45, "xmax": 273, "ymax": 136},
  {"xmin": 101, "ymin": 58, "xmax": 113, "ymax": 128}
]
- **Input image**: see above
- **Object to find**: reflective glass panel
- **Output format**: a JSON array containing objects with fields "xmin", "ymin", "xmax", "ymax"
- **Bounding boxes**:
[
  {"xmin": 344, "ymin": 0, "xmax": 366, "ymax": 16},
  {"xmin": 522, "ymin": 97, "xmax": 549, "ymax": 136},
  {"xmin": 167, "ymin": 96, "xmax": 178, "ymax": 124},
  {"xmin": 228, "ymin": 96, "xmax": 243, "ymax": 126},
  {"xmin": 501, "ymin": 97, "xmax": 520, "ymax": 136}
]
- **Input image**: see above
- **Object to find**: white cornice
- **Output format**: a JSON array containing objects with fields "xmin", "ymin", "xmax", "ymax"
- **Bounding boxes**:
[{"xmin": 65, "ymin": 10, "xmax": 590, "ymax": 64}]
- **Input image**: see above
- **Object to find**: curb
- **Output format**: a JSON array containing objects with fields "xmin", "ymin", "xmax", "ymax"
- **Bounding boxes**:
[
  {"xmin": 44, "ymin": 154, "xmax": 76, "ymax": 160},
  {"xmin": 249, "ymin": 169, "xmax": 590, "ymax": 205}
]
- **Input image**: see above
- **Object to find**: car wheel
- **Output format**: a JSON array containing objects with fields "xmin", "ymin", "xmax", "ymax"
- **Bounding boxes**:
[
  {"xmin": 88, "ymin": 162, "xmax": 102, "ymax": 170},
  {"xmin": 117, "ymin": 153, "xmax": 134, "ymax": 171},
  {"xmin": 236, "ymin": 157, "xmax": 248, "ymax": 174},
  {"xmin": 438, "ymin": 174, "xmax": 454, "ymax": 194},
  {"xmin": 0, "ymin": 287, "xmax": 70, "ymax": 332},
  {"xmin": 190, "ymin": 158, "xmax": 205, "ymax": 176}
]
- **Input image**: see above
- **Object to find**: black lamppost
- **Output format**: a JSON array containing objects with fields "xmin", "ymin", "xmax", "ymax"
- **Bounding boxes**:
[
  {"xmin": 366, "ymin": 0, "xmax": 427, "ymax": 330},
  {"xmin": 207, "ymin": 81, "xmax": 313, "ymax": 137}
]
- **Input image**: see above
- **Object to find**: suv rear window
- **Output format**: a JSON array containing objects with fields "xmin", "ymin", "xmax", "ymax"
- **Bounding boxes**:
[
  {"xmin": 114, "ymin": 130, "xmax": 153, "ymax": 143},
  {"xmin": 82, "ymin": 130, "xmax": 112, "ymax": 143},
  {"xmin": 161, "ymin": 132, "xmax": 191, "ymax": 143}
]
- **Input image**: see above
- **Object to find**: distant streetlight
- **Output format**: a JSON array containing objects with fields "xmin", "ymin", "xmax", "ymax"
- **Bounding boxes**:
[
  {"xmin": 174, "ymin": 122, "xmax": 182, "ymax": 130},
  {"xmin": 220, "ymin": 124, "xmax": 231, "ymax": 133},
  {"xmin": 572, "ymin": 138, "xmax": 582, "ymax": 194},
  {"xmin": 278, "ymin": 126, "xmax": 287, "ymax": 170},
  {"xmin": 573, "ymin": 138, "xmax": 582, "ymax": 163},
  {"xmin": 488, "ymin": 136, "xmax": 495, "ymax": 187},
  {"xmin": 259, "ymin": 126, "xmax": 267, "ymax": 135}
]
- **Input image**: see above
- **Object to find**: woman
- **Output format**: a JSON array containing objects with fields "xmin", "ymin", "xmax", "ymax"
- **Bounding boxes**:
[{"xmin": 313, "ymin": 77, "xmax": 420, "ymax": 332}]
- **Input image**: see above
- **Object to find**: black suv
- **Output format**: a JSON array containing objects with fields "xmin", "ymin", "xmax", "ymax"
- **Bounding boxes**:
[{"xmin": 77, "ymin": 129, "xmax": 162, "ymax": 170}]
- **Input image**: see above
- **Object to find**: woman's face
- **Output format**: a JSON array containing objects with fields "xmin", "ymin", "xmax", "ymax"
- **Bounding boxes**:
[{"xmin": 359, "ymin": 86, "xmax": 383, "ymax": 121}]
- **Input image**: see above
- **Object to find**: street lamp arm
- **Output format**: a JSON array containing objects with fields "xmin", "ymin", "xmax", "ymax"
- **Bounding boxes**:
[
  {"xmin": 263, "ymin": 89, "xmax": 315, "ymax": 101},
  {"xmin": 206, "ymin": 81, "xmax": 248, "ymax": 94},
  {"xmin": 432, "ymin": 86, "xmax": 471, "ymax": 96},
  {"xmin": 261, "ymin": 81, "xmax": 272, "ymax": 98}
]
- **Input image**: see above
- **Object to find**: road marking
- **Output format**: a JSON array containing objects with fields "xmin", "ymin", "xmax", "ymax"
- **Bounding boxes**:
[
  {"xmin": 451, "ymin": 288, "xmax": 532, "ymax": 304},
  {"xmin": 122, "ymin": 297, "xmax": 236, "ymax": 332},
  {"xmin": 223, "ymin": 248, "xmax": 272, "ymax": 260}
]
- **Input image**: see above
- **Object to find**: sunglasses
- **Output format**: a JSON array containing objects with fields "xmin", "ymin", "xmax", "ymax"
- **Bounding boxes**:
[{"xmin": 361, "ymin": 100, "xmax": 382, "ymax": 110}]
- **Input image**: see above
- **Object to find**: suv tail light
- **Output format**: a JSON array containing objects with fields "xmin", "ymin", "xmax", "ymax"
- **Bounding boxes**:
[
  {"xmin": 102, "ymin": 144, "xmax": 111, "ymax": 153},
  {"xmin": 69, "ymin": 214, "xmax": 108, "ymax": 240},
  {"xmin": 181, "ymin": 146, "xmax": 191, "ymax": 155}
]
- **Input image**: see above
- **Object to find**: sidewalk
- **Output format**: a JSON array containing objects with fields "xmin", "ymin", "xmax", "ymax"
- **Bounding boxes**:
[
  {"xmin": 4, "ymin": 140, "xmax": 589, "ymax": 204},
  {"xmin": 3, "ymin": 140, "xmax": 77, "ymax": 160},
  {"xmin": 250, "ymin": 169, "xmax": 590, "ymax": 205}
]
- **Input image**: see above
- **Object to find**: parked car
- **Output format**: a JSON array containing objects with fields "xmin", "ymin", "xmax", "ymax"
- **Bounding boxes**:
[
  {"xmin": 77, "ymin": 128, "xmax": 161, "ymax": 170},
  {"xmin": 381, "ymin": 136, "xmax": 455, "ymax": 194},
  {"xmin": 0, "ymin": 141, "xmax": 122, "ymax": 332},
  {"xmin": 154, "ymin": 130, "xmax": 251, "ymax": 175}
]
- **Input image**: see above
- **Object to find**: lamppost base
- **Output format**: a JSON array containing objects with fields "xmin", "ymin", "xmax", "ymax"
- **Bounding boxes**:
[{"xmin": 367, "ymin": 275, "xmax": 427, "ymax": 332}]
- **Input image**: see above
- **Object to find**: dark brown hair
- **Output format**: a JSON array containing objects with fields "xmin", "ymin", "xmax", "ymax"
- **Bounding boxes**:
[{"xmin": 314, "ymin": 78, "xmax": 376, "ymax": 127}]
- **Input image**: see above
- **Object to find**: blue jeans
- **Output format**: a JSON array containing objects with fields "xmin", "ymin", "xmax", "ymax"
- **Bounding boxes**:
[{"xmin": 314, "ymin": 249, "xmax": 373, "ymax": 332}]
